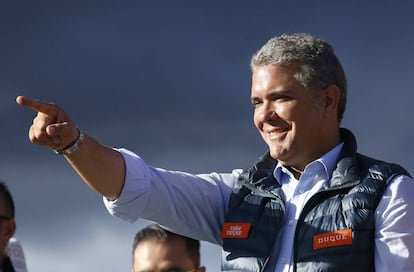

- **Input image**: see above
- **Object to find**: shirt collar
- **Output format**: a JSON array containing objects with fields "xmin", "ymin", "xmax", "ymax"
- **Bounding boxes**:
[{"xmin": 274, "ymin": 142, "xmax": 344, "ymax": 184}]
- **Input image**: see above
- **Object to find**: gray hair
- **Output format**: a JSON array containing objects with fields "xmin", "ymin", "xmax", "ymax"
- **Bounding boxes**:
[{"xmin": 250, "ymin": 33, "xmax": 347, "ymax": 123}]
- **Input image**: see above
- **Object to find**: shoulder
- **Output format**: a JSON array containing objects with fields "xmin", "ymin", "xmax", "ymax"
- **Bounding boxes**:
[{"xmin": 356, "ymin": 153, "xmax": 412, "ymax": 179}]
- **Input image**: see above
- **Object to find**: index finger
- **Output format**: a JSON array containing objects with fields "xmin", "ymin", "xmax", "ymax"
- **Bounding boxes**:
[{"xmin": 16, "ymin": 96, "xmax": 58, "ymax": 115}]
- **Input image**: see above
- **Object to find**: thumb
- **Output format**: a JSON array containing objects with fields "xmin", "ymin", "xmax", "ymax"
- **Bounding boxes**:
[{"xmin": 46, "ymin": 122, "xmax": 79, "ymax": 147}]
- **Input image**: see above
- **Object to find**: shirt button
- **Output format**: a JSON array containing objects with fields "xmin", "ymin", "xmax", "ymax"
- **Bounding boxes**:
[
  {"xmin": 288, "ymin": 220, "xmax": 294, "ymax": 226},
  {"xmin": 299, "ymin": 188, "xmax": 305, "ymax": 194}
]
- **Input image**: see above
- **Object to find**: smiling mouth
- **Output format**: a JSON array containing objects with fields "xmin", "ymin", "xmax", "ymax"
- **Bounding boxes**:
[{"xmin": 268, "ymin": 129, "xmax": 288, "ymax": 141}]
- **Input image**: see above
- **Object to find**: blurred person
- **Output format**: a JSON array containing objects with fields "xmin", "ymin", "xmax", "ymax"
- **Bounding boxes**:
[
  {"xmin": 16, "ymin": 33, "xmax": 414, "ymax": 271},
  {"xmin": 0, "ymin": 181, "xmax": 27, "ymax": 272},
  {"xmin": 132, "ymin": 224, "xmax": 205, "ymax": 272}
]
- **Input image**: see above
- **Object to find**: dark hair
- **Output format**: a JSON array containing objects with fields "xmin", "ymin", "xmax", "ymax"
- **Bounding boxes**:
[
  {"xmin": 133, "ymin": 224, "xmax": 201, "ymax": 266},
  {"xmin": 0, "ymin": 181, "xmax": 15, "ymax": 218}
]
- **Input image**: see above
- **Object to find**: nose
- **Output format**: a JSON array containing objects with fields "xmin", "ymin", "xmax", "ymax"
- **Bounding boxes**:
[{"xmin": 256, "ymin": 102, "xmax": 278, "ymax": 123}]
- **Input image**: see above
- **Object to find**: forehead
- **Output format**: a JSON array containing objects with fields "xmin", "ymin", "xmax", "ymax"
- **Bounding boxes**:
[
  {"xmin": 132, "ymin": 239, "xmax": 193, "ymax": 272},
  {"xmin": 251, "ymin": 65, "xmax": 302, "ymax": 94},
  {"xmin": 252, "ymin": 64, "xmax": 297, "ymax": 81}
]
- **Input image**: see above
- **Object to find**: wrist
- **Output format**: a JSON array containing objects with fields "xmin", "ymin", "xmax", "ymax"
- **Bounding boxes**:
[{"xmin": 53, "ymin": 130, "xmax": 85, "ymax": 155}]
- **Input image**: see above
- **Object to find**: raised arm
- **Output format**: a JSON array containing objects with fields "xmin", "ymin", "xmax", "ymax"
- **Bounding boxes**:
[{"xmin": 16, "ymin": 96, "xmax": 125, "ymax": 200}]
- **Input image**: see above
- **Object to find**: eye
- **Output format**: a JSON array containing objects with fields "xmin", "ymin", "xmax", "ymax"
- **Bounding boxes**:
[
  {"xmin": 250, "ymin": 98, "xmax": 262, "ymax": 108},
  {"xmin": 273, "ymin": 95, "xmax": 291, "ymax": 102}
]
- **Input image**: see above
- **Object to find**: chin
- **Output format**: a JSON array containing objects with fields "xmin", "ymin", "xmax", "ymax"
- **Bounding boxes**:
[
  {"xmin": 269, "ymin": 150, "xmax": 282, "ymax": 160},
  {"xmin": 269, "ymin": 147, "xmax": 289, "ymax": 163}
]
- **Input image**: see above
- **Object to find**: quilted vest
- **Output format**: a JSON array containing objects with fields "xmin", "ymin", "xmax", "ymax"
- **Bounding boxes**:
[{"xmin": 221, "ymin": 128, "xmax": 411, "ymax": 272}]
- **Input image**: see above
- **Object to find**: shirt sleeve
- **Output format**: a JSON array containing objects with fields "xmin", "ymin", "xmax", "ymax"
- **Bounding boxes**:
[
  {"xmin": 103, "ymin": 148, "xmax": 240, "ymax": 244},
  {"xmin": 375, "ymin": 174, "xmax": 414, "ymax": 271}
]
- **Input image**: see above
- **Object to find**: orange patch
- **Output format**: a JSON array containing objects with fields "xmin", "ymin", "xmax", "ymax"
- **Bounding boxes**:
[
  {"xmin": 221, "ymin": 222, "xmax": 251, "ymax": 239},
  {"xmin": 313, "ymin": 229, "xmax": 353, "ymax": 250}
]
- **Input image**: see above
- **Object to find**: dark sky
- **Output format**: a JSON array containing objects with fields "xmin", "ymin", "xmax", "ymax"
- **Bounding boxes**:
[{"xmin": 1, "ymin": 1, "xmax": 414, "ymax": 271}]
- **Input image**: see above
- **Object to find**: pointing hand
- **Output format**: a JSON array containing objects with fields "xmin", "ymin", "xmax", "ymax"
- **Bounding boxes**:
[{"xmin": 16, "ymin": 96, "xmax": 80, "ymax": 152}]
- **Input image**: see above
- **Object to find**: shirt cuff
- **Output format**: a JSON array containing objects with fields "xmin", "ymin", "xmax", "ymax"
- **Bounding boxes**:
[{"xmin": 103, "ymin": 148, "xmax": 151, "ymax": 223}]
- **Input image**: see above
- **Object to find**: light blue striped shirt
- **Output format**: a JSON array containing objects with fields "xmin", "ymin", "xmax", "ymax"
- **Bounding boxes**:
[{"xmin": 270, "ymin": 143, "xmax": 342, "ymax": 272}]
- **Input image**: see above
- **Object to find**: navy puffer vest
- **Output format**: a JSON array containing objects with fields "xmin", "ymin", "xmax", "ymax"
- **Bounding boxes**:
[{"xmin": 222, "ymin": 128, "xmax": 411, "ymax": 272}]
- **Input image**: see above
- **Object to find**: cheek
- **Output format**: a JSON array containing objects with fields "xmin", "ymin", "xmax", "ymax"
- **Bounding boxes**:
[
  {"xmin": 274, "ymin": 104, "xmax": 291, "ymax": 119},
  {"xmin": 253, "ymin": 111, "xmax": 262, "ymax": 129}
]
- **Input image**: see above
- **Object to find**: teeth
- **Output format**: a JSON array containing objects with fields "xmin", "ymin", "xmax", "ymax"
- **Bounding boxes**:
[{"xmin": 269, "ymin": 131, "xmax": 279, "ymax": 140}]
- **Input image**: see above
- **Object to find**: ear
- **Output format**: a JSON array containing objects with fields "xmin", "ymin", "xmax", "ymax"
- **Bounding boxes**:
[
  {"xmin": 3, "ymin": 220, "xmax": 16, "ymax": 241},
  {"xmin": 320, "ymin": 84, "xmax": 340, "ymax": 119}
]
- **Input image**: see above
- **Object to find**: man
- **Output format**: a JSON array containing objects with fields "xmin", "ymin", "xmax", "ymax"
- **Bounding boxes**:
[
  {"xmin": 16, "ymin": 33, "xmax": 414, "ymax": 271},
  {"xmin": 132, "ymin": 224, "xmax": 205, "ymax": 272},
  {"xmin": 0, "ymin": 181, "xmax": 27, "ymax": 272}
]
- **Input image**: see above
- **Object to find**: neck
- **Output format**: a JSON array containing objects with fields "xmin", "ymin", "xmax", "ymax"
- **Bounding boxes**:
[{"xmin": 288, "ymin": 165, "xmax": 303, "ymax": 179}]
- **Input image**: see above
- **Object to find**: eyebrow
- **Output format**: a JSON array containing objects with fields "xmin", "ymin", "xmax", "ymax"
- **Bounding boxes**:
[{"xmin": 250, "ymin": 88, "xmax": 292, "ymax": 101}]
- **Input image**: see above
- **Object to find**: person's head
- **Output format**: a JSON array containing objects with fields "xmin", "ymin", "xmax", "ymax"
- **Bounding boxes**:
[
  {"xmin": 0, "ymin": 181, "xmax": 16, "ymax": 258},
  {"xmin": 132, "ymin": 224, "xmax": 206, "ymax": 272},
  {"xmin": 250, "ymin": 33, "xmax": 346, "ymax": 169}
]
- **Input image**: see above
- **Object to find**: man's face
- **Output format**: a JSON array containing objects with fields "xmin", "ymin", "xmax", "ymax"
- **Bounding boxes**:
[
  {"xmin": 0, "ymin": 203, "xmax": 15, "ymax": 256},
  {"xmin": 132, "ymin": 238, "xmax": 204, "ymax": 272},
  {"xmin": 251, "ymin": 64, "xmax": 330, "ymax": 169}
]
